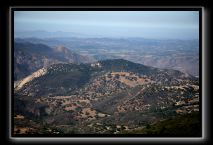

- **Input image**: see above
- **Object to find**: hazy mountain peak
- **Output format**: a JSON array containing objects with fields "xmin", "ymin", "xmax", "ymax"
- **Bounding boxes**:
[{"xmin": 55, "ymin": 46, "xmax": 70, "ymax": 54}]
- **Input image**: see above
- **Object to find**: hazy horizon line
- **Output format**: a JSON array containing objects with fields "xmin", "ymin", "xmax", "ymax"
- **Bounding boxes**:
[{"xmin": 14, "ymin": 31, "xmax": 199, "ymax": 41}]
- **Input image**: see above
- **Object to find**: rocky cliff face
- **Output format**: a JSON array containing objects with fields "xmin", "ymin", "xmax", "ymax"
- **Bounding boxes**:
[{"xmin": 14, "ymin": 68, "xmax": 47, "ymax": 91}]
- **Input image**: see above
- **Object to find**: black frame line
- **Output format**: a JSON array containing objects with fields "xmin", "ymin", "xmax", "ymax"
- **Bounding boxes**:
[{"xmin": 9, "ymin": 6, "xmax": 203, "ymax": 140}]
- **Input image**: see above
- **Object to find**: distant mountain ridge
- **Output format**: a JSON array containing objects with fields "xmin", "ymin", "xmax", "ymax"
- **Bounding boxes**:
[
  {"xmin": 15, "ymin": 37, "xmax": 199, "ymax": 76},
  {"xmin": 15, "ymin": 30, "xmax": 103, "ymax": 38},
  {"xmin": 14, "ymin": 41, "xmax": 95, "ymax": 81}
]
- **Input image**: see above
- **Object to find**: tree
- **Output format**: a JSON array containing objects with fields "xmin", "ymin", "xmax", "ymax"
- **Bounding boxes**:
[{"xmin": 146, "ymin": 124, "xmax": 151, "ymax": 129}]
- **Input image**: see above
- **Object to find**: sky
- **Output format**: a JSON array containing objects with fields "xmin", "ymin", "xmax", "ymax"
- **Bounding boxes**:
[{"xmin": 14, "ymin": 11, "xmax": 199, "ymax": 39}]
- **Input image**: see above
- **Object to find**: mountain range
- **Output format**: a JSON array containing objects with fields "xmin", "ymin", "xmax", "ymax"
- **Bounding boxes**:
[{"xmin": 14, "ymin": 57, "xmax": 200, "ymax": 135}]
